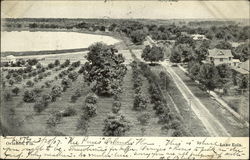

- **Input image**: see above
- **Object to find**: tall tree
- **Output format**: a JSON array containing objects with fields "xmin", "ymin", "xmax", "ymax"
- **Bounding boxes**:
[
  {"xmin": 141, "ymin": 45, "xmax": 164, "ymax": 64},
  {"xmin": 198, "ymin": 64, "xmax": 219, "ymax": 92}
]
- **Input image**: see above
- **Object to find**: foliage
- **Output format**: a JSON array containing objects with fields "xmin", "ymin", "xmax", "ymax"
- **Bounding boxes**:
[
  {"xmin": 133, "ymin": 94, "xmax": 148, "ymax": 111},
  {"xmin": 68, "ymin": 71, "xmax": 78, "ymax": 81},
  {"xmin": 141, "ymin": 45, "xmax": 164, "ymax": 63},
  {"xmin": 198, "ymin": 63, "xmax": 219, "ymax": 91},
  {"xmin": 23, "ymin": 90, "xmax": 36, "ymax": 103},
  {"xmin": 170, "ymin": 49, "xmax": 181, "ymax": 63},
  {"xmin": 103, "ymin": 114, "xmax": 130, "ymax": 136},
  {"xmin": 129, "ymin": 30, "xmax": 146, "ymax": 45},
  {"xmin": 84, "ymin": 103, "xmax": 97, "ymax": 118},
  {"xmin": 12, "ymin": 86, "xmax": 20, "ymax": 95},
  {"xmin": 83, "ymin": 43, "xmax": 127, "ymax": 96},
  {"xmin": 26, "ymin": 80, "xmax": 34, "ymax": 87},
  {"xmin": 51, "ymin": 85, "xmax": 63, "ymax": 102},
  {"xmin": 54, "ymin": 59, "xmax": 60, "ymax": 66},
  {"xmin": 112, "ymin": 100, "xmax": 121, "ymax": 114}
]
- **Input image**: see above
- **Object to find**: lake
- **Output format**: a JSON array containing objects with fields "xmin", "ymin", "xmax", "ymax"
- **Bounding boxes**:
[{"xmin": 1, "ymin": 31, "xmax": 120, "ymax": 52}]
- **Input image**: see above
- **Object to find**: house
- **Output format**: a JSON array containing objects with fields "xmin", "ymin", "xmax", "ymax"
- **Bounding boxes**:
[
  {"xmin": 233, "ymin": 59, "xmax": 249, "ymax": 75},
  {"xmin": 191, "ymin": 34, "xmax": 208, "ymax": 40},
  {"xmin": 1, "ymin": 55, "xmax": 16, "ymax": 66},
  {"xmin": 231, "ymin": 59, "xmax": 241, "ymax": 67},
  {"xmin": 231, "ymin": 59, "xmax": 249, "ymax": 87},
  {"xmin": 206, "ymin": 48, "xmax": 233, "ymax": 66},
  {"xmin": 229, "ymin": 41, "xmax": 245, "ymax": 48}
]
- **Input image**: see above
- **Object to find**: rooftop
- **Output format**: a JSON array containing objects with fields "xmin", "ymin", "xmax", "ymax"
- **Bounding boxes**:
[{"xmin": 208, "ymin": 48, "xmax": 233, "ymax": 58}]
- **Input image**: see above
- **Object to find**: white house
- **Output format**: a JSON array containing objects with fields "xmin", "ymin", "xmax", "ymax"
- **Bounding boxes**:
[
  {"xmin": 191, "ymin": 34, "xmax": 208, "ymax": 41},
  {"xmin": 1, "ymin": 55, "xmax": 16, "ymax": 65},
  {"xmin": 207, "ymin": 48, "xmax": 233, "ymax": 66}
]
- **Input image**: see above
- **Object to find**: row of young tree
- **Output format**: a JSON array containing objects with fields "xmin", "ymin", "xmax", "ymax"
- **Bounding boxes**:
[{"xmin": 138, "ymin": 62, "xmax": 189, "ymax": 136}]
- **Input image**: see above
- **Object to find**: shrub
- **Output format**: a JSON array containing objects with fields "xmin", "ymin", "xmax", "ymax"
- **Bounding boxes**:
[
  {"xmin": 68, "ymin": 71, "xmax": 78, "ymax": 81},
  {"xmin": 32, "ymin": 88, "xmax": 42, "ymax": 96},
  {"xmin": 5, "ymin": 74, "xmax": 11, "ymax": 79},
  {"xmin": 48, "ymin": 63, "xmax": 55, "ymax": 69},
  {"xmin": 8, "ymin": 79, "xmax": 15, "ymax": 86},
  {"xmin": 47, "ymin": 112, "xmax": 62, "ymax": 128},
  {"xmin": 22, "ymin": 74, "xmax": 27, "ymax": 79},
  {"xmin": 38, "ymin": 73, "xmax": 44, "ymax": 80},
  {"xmin": 112, "ymin": 101, "xmax": 121, "ymax": 113},
  {"xmin": 25, "ymin": 80, "xmax": 34, "ymax": 87},
  {"xmin": 137, "ymin": 112, "xmax": 151, "ymax": 125},
  {"xmin": 61, "ymin": 78, "xmax": 72, "ymax": 88},
  {"xmin": 23, "ymin": 90, "xmax": 36, "ymax": 103},
  {"xmin": 71, "ymin": 61, "xmax": 81, "ymax": 68},
  {"xmin": 103, "ymin": 114, "xmax": 130, "ymax": 136},
  {"xmin": 51, "ymin": 85, "xmax": 62, "ymax": 102},
  {"xmin": 85, "ymin": 93, "xmax": 98, "ymax": 104},
  {"xmin": 54, "ymin": 59, "xmax": 60, "ymax": 66},
  {"xmin": 133, "ymin": 94, "xmax": 148, "ymax": 111},
  {"xmin": 153, "ymin": 101, "xmax": 167, "ymax": 115},
  {"xmin": 84, "ymin": 103, "xmax": 97, "ymax": 117},
  {"xmin": 78, "ymin": 66, "xmax": 85, "ymax": 74},
  {"xmin": 36, "ymin": 63, "xmax": 42, "ymax": 69},
  {"xmin": 12, "ymin": 86, "xmax": 20, "ymax": 95}
]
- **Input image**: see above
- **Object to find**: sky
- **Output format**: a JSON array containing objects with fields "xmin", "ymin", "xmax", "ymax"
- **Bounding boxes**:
[{"xmin": 1, "ymin": 1, "xmax": 249, "ymax": 19}]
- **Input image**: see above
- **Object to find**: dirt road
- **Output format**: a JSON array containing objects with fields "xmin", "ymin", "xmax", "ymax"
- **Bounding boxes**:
[{"xmin": 160, "ymin": 62, "xmax": 231, "ymax": 137}]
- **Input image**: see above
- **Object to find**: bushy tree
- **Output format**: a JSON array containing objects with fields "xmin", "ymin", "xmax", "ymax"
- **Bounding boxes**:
[
  {"xmin": 51, "ymin": 85, "xmax": 63, "ymax": 101},
  {"xmin": 198, "ymin": 64, "xmax": 219, "ymax": 92},
  {"xmin": 8, "ymin": 79, "xmax": 15, "ymax": 86},
  {"xmin": 141, "ymin": 45, "xmax": 164, "ymax": 64},
  {"xmin": 68, "ymin": 71, "xmax": 78, "ymax": 81},
  {"xmin": 26, "ymin": 80, "xmax": 34, "ymax": 87},
  {"xmin": 54, "ymin": 59, "xmax": 60, "ymax": 66},
  {"xmin": 23, "ymin": 90, "xmax": 36, "ymax": 103},
  {"xmin": 170, "ymin": 49, "xmax": 181, "ymax": 63},
  {"xmin": 103, "ymin": 114, "xmax": 130, "ymax": 136},
  {"xmin": 133, "ymin": 94, "xmax": 148, "ymax": 111},
  {"xmin": 84, "ymin": 103, "xmax": 97, "ymax": 117},
  {"xmin": 130, "ymin": 30, "xmax": 146, "ymax": 45},
  {"xmin": 83, "ymin": 43, "xmax": 127, "ymax": 96},
  {"xmin": 112, "ymin": 100, "xmax": 121, "ymax": 114},
  {"xmin": 12, "ymin": 86, "xmax": 20, "ymax": 95}
]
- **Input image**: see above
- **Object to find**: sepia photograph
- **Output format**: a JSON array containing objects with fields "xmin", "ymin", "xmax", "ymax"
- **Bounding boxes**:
[{"xmin": 0, "ymin": 0, "xmax": 249, "ymax": 138}]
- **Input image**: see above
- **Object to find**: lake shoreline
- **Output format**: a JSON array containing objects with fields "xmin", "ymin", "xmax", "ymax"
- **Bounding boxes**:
[{"xmin": 1, "ymin": 28, "xmax": 123, "ymax": 57}]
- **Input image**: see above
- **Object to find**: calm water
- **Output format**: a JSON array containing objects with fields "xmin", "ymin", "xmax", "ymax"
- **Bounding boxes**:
[{"xmin": 1, "ymin": 31, "xmax": 120, "ymax": 52}]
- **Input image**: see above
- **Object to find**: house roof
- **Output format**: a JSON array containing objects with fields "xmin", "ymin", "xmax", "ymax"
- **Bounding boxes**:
[
  {"xmin": 232, "ymin": 59, "xmax": 240, "ymax": 63},
  {"xmin": 208, "ymin": 48, "xmax": 233, "ymax": 58},
  {"xmin": 240, "ymin": 60, "xmax": 249, "ymax": 72}
]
